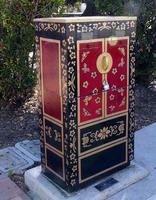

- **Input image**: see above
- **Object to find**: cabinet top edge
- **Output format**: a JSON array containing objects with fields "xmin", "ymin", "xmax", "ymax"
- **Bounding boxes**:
[{"xmin": 34, "ymin": 16, "xmax": 137, "ymax": 23}]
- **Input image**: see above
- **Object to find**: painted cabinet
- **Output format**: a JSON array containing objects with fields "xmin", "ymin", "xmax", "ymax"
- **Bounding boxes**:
[{"xmin": 34, "ymin": 16, "xmax": 137, "ymax": 192}]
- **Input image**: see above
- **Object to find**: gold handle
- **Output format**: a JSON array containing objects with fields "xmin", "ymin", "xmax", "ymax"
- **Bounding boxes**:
[{"xmin": 96, "ymin": 52, "xmax": 113, "ymax": 74}]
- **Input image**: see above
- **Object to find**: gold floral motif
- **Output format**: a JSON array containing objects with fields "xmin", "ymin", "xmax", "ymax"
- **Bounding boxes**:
[
  {"xmin": 45, "ymin": 126, "xmax": 52, "ymax": 138},
  {"xmin": 72, "ymin": 165, "xmax": 77, "ymax": 173},
  {"xmin": 119, "ymin": 97, "xmax": 126, "ymax": 107},
  {"xmin": 111, "ymin": 85, "xmax": 117, "ymax": 91},
  {"xmin": 95, "ymin": 97, "xmax": 101, "ymax": 104},
  {"xmin": 82, "ymin": 63, "xmax": 90, "ymax": 73},
  {"xmin": 121, "ymin": 23, "xmax": 126, "ymax": 30},
  {"xmin": 82, "ymin": 135, "xmax": 90, "ymax": 147},
  {"xmin": 118, "ymin": 58, "xmax": 125, "ymax": 67},
  {"xmin": 68, "ymin": 73, "xmax": 75, "ymax": 92},
  {"xmin": 83, "ymin": 81, "xmax": 89, "ymax": 89},
  {"xmin": 110, "ymin": 94, "xmax": 115, "ymax": 101},
  {"xmin": 62, "ymin": 40, "xmax": 67, "ymax": 47},
  {"xmin": 81, "ymin": 51, "xmax": 90, "ymax": 62},
  {"xmin": 81, "ymin": 121, "xmax": 125, "ymax": 148},
  {"xmin": 70, "ymin": 135, "xmax": 76, "ymax": 153},
  {"xmin": 69, "ymin": 24, "xmax": 75, "ymax": 32},
  {"xmin": 92, "ymin": 88, "xmax": 98, "ymax": 95},
  {"xmin": 98, "ymin": 22, "xmax": 111, "ymax": 30},
  {"xmin": 82, "ymin": 25, "xmax": 88, "ymax": 32},
  {"xmin": 68, "ymin": 66, "xmax": 74, "ymax": 74},
  {"xmin": 70, "ymin": 153, "xmax": 76, "ymax": 161},
  {"xmin": 118, "ymin": 47, "xmax": 125, "ymax": 56},
  {"xmin": 118, "ymin": 87, "xmax": 124, "ymax": 96},
  {"xmin": 91, "ymin": 72, "xmax": 97, "ymax": 79},
  {"xmin": 70, "ymin": 130, "xmax": 75, "ymax": 137},
  {"xmin": 131, "ymin": 56, "xmax": 135, "ymax": 63},
  {"xmin": 84, "ymin": 96, "xmax": 92, "ymax": 106},
  {"xmin": 70, "ymin": 51, "xmax": 76, "ymax": 60},
  {"xmin": 69, "ymin": 91, "xmax": 74, "ymax": 99},
  {"xmin": 83, "ymin": 108, "xmax": 91, "ymax": 117},
  {"xmin": 130, "ymin": 21, "xmax": 135, "ymax": 28},
  {"xmin": 131, "ymin": 31, "xmax": 136, "ymax": 38},
  {"xmin": 70, "ymin": 179, "xmax": 76, "ymax": 186},
  {"xmin": 54, "ymin": 130, "xmax": 61, "ymax": 142},
  {"xmin": 61, "ymin": 26, "xmax": 66, "ymax": 33},
  {"xmin": 95, "ymin": 108, "xmax": 102, "ymax": 115},
  {"xmin": 93, "ymin": 23, "xmax": 98, "ymax": 29},
  {"xmin": 130, "ymin": 45, "xmax": 134, "ymax": 51},
  {"xmin": 109, "ymin": 105, "xmax": 115, "ymax": 112},
  {"xmin": 69, "ymin": 120, "xmax": 76, "ymax": 129},
  {"xmin": 71, "ymin": 104, "xmax": 76, "ymax": 112},
  {"xmin": 68, "ymin": 36, "xmax": 74, "ymax": 45},
  {"xmin": 111, "ymin": 22, "xmax": 117, "ymax": 29},
  {"xmin": 112, "ymin": 68, "xmax": 117, "ymax": 75},
  {"xmin": 120, "ymin": 74, "xmax": 125, "ymax": 81}
]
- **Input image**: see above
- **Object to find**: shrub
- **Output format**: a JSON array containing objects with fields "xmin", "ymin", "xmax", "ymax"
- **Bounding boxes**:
[
  {"xmin": 95, "ymin": 0, "xmax": 125, "ymax": 16},
  {"xmin": 135, "ymin": 0, "xmax": 156, "ymax": 81},
  {"xmin": 0, "ymin": 0, "xmax": 64, "ymax": 106}
]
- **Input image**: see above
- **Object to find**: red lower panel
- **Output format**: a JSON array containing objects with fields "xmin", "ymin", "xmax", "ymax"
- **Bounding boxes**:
[
  {"xmin": 44, "ymin": 91, "xmax": 62, "ymax": 121},
  {"xmin": 41, "ymin": 39, "xmax": 61, "ymax": 122},
  {"xmin": 80, "ymin": 94, "xmax": 103, "ymax": 123},
  {"xmin": 106, "ymin": 87, "xmax": 127, "ymax": 115}
]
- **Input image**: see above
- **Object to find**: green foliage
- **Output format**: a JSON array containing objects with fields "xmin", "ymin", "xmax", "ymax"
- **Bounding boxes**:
[
  {"xmin": 95, "ymin": 0, "xmax": 125, "ymax": 16},
  {"xmin": 8, "ymin": 170, "xmax": 13, "ymax": 177},
  {"xmin": 0, "ymin": 0, "xmax": 64, "ymax": 106},
  {"xmin": 135, "ymin": 0, "xmax": 156, "ymax": 81}
]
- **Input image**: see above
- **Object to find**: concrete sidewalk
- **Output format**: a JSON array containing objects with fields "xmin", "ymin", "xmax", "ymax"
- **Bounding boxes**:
[
  {"xmin": 109, "ymin": 123, "xmax": 156, "ymax": 200},
  {"xmin": 0, "ymin": 175, "xmax": 30, "ymax": 200}
]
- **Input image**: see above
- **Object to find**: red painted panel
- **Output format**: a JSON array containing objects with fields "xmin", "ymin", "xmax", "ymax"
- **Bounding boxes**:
[
  {"xmin": 106, "ymin": 87, "xmax": 127, "ymax": 115},
  {"xmin": 41, "ymin": 40, "xmax": 61, "ymax": 121},
  {"xmin": 80, "ymin": 94, "xmax": 103, "ymax": 123},
  {"xmin": 78, "ymin": 41, "xmax": 103, "ymax": 123},
  {"xmin": 107, "ymin": 39, "xmax": 128, "ymax": 89},
  {"xmin": 106, "ymin": 38, "xmax": 128, "ymax": 116},
  {"xmin": 79, "ymin": 41, "xmax": 103, "ymax": 97}
]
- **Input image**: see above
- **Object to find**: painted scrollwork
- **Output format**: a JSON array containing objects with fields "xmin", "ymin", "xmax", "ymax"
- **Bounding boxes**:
[{"xmin": 81, "ymin": 120, "xmax": 125, "ymax": 148}]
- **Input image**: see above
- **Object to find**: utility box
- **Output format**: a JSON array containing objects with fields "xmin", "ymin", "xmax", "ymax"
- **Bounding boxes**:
[{"xmin": 34, "ymin": 16, "xmax": 137, "ymax": 192}]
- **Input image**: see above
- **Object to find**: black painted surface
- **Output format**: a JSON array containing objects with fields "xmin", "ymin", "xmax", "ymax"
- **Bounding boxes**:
[
  {"xmin": 46, "ymin": 148, "xmax": 63, "ymax": 177},
  {"xmin": 45, "ymin": 119, "xmax": 62, "ymax": 152},
  {"xmin": 81, "ymin": 142, "xmax": 126, "ymax": 180}
]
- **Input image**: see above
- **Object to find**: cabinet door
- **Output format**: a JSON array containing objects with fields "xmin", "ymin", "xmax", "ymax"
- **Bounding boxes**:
[
  {"xmin": 77, "ymin": 37, "xmax": 129, "ymax": 125},
  {"xmin": 105, "ymin": 37, "xmax": 129, "ymax": 117}
]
